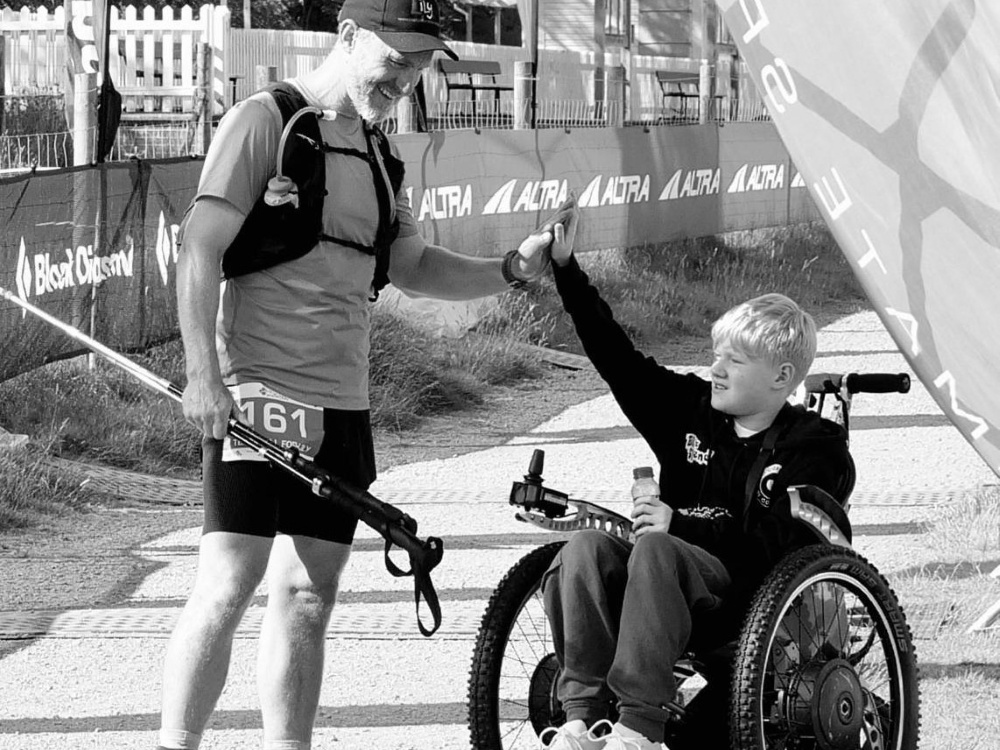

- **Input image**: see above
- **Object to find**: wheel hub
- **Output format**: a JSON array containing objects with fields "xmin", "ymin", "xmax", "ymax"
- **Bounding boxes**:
[{"xmin": 787, "ymin": 658, "xmax": 865, "ymax": 750}]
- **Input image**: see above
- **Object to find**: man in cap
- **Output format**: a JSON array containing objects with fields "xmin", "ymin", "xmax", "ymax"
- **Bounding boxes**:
[{"xmin": 157, "ymin": 1, "xmax": 579, "ymax": 748}]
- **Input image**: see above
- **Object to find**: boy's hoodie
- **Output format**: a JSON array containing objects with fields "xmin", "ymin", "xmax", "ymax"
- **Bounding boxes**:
[{"xmin": 553, "ymin": 257, "xmax": 854, "ymax": 620}]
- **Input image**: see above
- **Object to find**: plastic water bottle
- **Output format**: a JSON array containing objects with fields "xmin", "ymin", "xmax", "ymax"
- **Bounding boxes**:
[
  {"xmin": 630, "ymin": 466, "xmax": 660, "ymax": 541},
  {"xmin": 631, "ymin": 466, "xmax": 660, "ymax": 504}
]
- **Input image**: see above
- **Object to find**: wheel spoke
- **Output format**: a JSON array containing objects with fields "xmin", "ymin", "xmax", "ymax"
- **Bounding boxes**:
[
  {"xmin": 749, "ymin": 552, "xmax": 914, "ymax": 750},
  {"xmin": 495, "ymin": 562, "xmax": 560, "ymax": 748},
  {"xmin": 860, "ymin": 689, "xmax": 888, "ymax": 750},
  {"xmin": 509, "ymin": 593, "xmax": 548, "ymax": 664}
]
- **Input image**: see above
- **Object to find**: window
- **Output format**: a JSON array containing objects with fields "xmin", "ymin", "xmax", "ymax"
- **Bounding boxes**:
[{"xmin": 606, "ymin": 0, "xmax": 629, "ymax": 41}]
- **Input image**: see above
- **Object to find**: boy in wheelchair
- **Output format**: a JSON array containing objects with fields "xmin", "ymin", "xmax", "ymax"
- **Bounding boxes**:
[{"xmin": 537, "ymin": 232, "xmax": 854, "ymax": 750}]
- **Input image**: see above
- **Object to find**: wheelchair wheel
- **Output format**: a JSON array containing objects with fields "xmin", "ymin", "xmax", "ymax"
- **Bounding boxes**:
[
  {"xmin": 730, "ymin": 545, "xmax": 919, "ymax": 750},
  {"xmin": 468, "ymin": 542, "xmax": 565, "ymax": 750}
]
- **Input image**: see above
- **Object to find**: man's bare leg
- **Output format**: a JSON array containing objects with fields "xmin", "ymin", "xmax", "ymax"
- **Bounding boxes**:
[
  {"xmin": 159, "ymin": 531, "xmax": 274, "ymax": 745},
  {"xmin": 258, "ymin": 534, "xmax": 351, "ymax": 745}
]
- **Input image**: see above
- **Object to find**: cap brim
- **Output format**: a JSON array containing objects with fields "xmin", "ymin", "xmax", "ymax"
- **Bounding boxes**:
[{"xmin": 373, "ymin": 30, "xmax": 459, "ymax": 60}]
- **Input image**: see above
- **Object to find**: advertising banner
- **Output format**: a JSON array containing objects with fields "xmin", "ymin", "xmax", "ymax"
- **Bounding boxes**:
[
  {"xmin": 0, "ymin": 159, "xmax": 199, "ymax": 381},
  {"xmin": 393, "ymin": 123, "xmax": 816, "ymax": 257},
  {"xmin": 1, "ymin": 124, "xmax": 815, "ymax": 383}
]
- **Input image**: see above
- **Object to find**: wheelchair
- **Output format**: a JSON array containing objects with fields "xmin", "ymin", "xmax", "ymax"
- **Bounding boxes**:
[{"xmin": 467, "ymin": 372, "xmax": 920, "ymax": 750}]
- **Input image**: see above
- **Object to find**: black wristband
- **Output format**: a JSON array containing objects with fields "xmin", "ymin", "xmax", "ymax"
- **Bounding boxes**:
[{"xmin": 501, "ymin": 249, "xmax": 528, "ymax": 289}]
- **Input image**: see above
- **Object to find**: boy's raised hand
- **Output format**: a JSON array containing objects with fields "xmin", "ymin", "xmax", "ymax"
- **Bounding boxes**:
[{"xmin": 550, "ymin": 201, "xmax": 579, "ymax": 267}]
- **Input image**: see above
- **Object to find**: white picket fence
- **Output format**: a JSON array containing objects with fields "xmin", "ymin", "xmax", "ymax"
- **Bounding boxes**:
[
  {"xmin": 1, "ymin": 4, "xmax": 767, "ymax": 170},
  {"xmin": 1, "ymin": 4, "xmax": 229, "ymax": 115},
  {"xmin": 2, "ymin": 4, "xmax": 766, "ymax": 121}
]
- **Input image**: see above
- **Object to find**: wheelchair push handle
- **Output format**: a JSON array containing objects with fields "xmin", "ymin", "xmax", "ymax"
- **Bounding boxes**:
[{"xmin": 805, "ymin": 372, "xmax": 910, "ymax": 395}]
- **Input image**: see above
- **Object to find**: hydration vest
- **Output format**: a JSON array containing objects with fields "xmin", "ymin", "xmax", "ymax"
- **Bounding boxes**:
[{"xmin": 221, "ymin": 82, "xmax": 405, "ymax": 300}]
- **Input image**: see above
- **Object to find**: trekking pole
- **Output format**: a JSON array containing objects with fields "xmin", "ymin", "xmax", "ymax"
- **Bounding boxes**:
[{"xmin": 0, "ymin": 286, "xmax": 445, "ymax": 636}]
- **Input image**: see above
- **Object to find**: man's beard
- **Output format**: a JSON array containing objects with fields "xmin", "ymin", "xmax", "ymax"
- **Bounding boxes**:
[{"xmin": 347, "ymin": 77, "xmax": 395, "ymax": 123}]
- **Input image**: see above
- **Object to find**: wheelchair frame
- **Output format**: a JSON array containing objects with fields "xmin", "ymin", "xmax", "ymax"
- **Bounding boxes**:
[{"xmin": 466, "ymin": 372, "xmax": 920, "ymax": 750}]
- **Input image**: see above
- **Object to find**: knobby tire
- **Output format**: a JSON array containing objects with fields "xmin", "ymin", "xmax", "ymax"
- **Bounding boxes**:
[
  {"xmin": 729, "ymin": 544, "xmax": 920, "ymax": 750},
  {"xmin": 467, "ymin": 541, "xmax": 565, "ymax": 750}
]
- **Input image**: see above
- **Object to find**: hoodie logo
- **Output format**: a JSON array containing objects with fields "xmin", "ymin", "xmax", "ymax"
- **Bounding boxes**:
[
  {"xmin": 758, "ymin": 463, "xmax": 782, "ymax": 507},
  {"xmin": 685, "ymin": 433, "xmax": 713, "ymax": 466}
]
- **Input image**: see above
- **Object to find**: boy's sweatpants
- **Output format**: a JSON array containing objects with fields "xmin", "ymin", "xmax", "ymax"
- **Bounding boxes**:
[{"xmin": 541, "ymin": 529, "xmax": 731, "ymax": 742}]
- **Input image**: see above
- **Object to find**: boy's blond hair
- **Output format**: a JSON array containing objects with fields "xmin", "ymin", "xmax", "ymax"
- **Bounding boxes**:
[{"xmin": 711, "ymin": 293, "xmax": 817, "ymax": 390}]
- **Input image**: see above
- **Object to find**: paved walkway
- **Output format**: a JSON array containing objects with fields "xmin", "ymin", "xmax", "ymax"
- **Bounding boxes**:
[{"xmin": 0, "ymin": 310, "xmax": 996, "ymax": 749}]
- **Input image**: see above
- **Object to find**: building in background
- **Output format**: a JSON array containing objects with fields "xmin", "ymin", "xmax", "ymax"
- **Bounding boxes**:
[{"xmin": 453, "ymin": 0, "xmax": 742, "ymax": 123}]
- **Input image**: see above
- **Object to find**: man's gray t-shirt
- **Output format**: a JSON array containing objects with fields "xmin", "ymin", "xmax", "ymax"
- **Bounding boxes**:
[{"xmin": 189, "ymin": 87, "xmax": 420, "ymax": 410}]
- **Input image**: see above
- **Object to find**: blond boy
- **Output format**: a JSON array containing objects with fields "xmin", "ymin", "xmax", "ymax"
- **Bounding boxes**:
[{"xmin": 539, "ymin": 234, "xmax": 853, "ymax": 750}]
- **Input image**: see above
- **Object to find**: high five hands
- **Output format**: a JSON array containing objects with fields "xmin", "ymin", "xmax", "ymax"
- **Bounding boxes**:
[{"xmin": 512, "ymin": 196, "xmax": 580, "ymax": 279}]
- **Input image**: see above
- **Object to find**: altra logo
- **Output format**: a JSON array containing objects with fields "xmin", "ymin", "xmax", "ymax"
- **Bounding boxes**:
[
  {"xmin": 482, "ymin": 179, "xmax": 569, "ymax": 215},
  {"xmin": 13, "ymin": 234, "xmax": 135, "ymax": 300},
  {"xmin": 727, "ymin": 163, "xmax": 786, "ymax": 193},
  {"xmin": 156, "ymin": 211, "xmax": 181, "ymax": 286},
  {"xmin": 405, "ymin": 184, "xmax": 473, "ymax": 222},
  {"xmin": 658, "ymin": 168, "xmax": 720, "ymax": 200},
  {"xmin": 578, "ymin": 174, "xmax": 650, "ymax": 208}
]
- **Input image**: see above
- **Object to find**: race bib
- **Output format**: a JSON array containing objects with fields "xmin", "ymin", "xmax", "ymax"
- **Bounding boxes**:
[{"xmin": 222, "ymin": 382, "xmax": 325, "ymax": 463}]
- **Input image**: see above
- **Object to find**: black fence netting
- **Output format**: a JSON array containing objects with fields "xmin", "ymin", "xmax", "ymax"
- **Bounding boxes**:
[{"xmin": 1, "ymin": 158, "xmax": 201, "ymax": 382}]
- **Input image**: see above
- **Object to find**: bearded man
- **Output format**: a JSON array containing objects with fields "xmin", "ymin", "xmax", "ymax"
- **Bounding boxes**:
[{"xmin": 159, "ymin": 1, "xmax": 578, "ymax": 747}]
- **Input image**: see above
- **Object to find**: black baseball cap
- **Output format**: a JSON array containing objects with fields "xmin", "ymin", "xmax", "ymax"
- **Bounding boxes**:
[{"xmin": 339, "ymin": 0, "xmax": 459, "ymax": 60}]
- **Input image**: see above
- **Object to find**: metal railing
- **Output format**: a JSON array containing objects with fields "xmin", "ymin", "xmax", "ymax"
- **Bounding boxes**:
[
  {"xmin": 0, "ymin": 130, "xmax": 71, "ymax": 173},
  {"xmin": 1, "ymin": 90, "xmax": 771, "ymax": 175}
]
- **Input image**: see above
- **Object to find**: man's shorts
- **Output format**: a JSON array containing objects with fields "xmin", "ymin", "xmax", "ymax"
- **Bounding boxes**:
[{"xmin": 202, "ymin": 408, "xmax": 376, "ymax": 545}]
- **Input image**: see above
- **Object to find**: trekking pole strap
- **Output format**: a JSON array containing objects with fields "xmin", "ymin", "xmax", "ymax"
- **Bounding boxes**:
[
  {"xmin": 384, "ymin": 535, "xmax": 444, "ymax": 637},
  {"xmin": 281, "ymin": 448, "xmax": 446, "ymax": 637}
]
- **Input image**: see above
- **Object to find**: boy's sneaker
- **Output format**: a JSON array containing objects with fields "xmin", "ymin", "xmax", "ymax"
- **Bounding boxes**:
[
  {"xmin": 599, "ymin": 721, "xmax": 669, "ymax": 750},
  {"xmin": 538, "ymin": 719, "xmax": 607, "ymax": 750}
]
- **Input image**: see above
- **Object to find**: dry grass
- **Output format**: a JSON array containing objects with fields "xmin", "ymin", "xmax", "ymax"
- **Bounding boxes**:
[
  {"xmin": 529, "ymin": 222, "xmax": 866, "ymax": 354},
  {"xmin": 0, "ymin": 342, "xmax": 198, "ymax": 478},
  {"xmin": 0, "ymin": 442, "xmax": 98, "ymax": 530},
  {"xmin": 885, "ymin": 486, "xmax": 1000, "ymax": 749},
  {"xmin": 922, "ymin": 486, "xmax": 1000, "ymax": 562},
  {"xmin": 907, "ymin": 624, "xmax": 1000, "ymax": 750}
]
